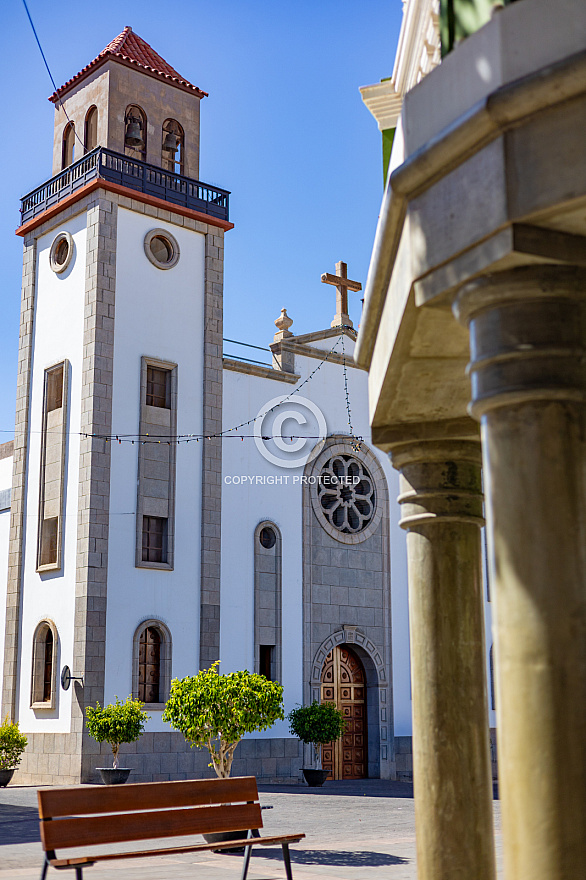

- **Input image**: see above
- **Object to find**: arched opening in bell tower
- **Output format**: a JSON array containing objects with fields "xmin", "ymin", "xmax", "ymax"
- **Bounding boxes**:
[
  {"xmin": 124, "ymin": 105, "xmax": 146, "ymax": 161},
  {"xmin": 162, "ymin": 119, "xmax": 184, "ymax": 175},
  {"xmin": 84, "ymin": 106, "xmax": 98, "ymax": 152},
  {"xmin": 61, "ymin": 122, "xmax": 75, "ymax": 169}
]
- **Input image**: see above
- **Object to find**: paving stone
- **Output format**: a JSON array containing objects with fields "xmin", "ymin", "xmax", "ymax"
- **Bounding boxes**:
[{"xmin": 0, "ymin": 780, "xmax": 503, "ymax": 879}]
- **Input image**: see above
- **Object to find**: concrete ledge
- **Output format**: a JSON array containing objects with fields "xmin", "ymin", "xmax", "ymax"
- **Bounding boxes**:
[
  {"xmin": 356, "ymin": 33, "xmax": 586, "ymax": 370},
  {"xmin": 223, "ymin": 359, "xmax": 300, "ymax": 383}
]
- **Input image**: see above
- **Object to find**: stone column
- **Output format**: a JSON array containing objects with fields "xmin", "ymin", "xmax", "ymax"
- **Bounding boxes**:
[
  {"xmin": 390, "ymin": 438, "xmax": 495, "ymax": 880},
  {"xmin": 454, "ymin": 265, "xmax": 586, "ymax": 880}
]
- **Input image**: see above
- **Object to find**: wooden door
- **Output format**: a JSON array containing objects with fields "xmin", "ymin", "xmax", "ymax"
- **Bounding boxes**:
[{"xmin": 320, "ymin": 645, "xmax": 367, "ymax": 779}]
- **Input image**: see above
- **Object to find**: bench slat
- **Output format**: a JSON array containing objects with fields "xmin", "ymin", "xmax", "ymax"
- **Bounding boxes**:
[
  {"xmin": 38, "ymin": 776, "xmax": 259, "ymax": 819},
  {"xmin": 49, "ymin": 833, "xmax": 306, "ymax": 867},
  {"xmin": 41, "ymin": 802, "xmax": 262, "ymax": 851}
]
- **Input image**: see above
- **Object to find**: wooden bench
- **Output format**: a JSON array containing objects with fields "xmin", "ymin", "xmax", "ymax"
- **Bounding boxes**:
[{"xmin": 38, "ymin": 775, "xmax": 305, "ymax": 880}]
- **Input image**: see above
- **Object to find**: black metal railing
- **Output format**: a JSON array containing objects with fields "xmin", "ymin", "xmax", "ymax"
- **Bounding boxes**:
[
  {"xmin": 223, "ymin": 337, "xmax": 278, "ymax": 368},
  {"xmin": 20, "ymin": 147, "xmax": 230, "ymax": 224}
]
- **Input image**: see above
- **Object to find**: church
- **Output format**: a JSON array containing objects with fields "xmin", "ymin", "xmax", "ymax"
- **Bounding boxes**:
[{"xmin": 0, "ymin": 21, "xmax": 493, "ymax": 785}]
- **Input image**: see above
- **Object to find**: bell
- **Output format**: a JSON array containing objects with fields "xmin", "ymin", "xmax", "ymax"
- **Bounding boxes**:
[
  {"xmin": 162, "ymin": 130, "xmax": 178, "ymax": 153},
  {"xmin": 125, "ymin": 118, "xmax": 144, "ymax": 147}
]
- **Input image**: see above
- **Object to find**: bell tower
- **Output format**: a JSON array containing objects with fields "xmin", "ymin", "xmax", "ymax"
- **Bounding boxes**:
[
  {"xmin": 4, "ymin": 28, "xmax": 230, "ymax": 783},
  {"xmin": 48, "ymin": 26, "xmax": 205, "ymax": 179}
]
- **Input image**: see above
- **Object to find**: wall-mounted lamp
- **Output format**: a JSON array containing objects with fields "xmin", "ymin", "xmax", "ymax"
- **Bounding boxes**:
[{"xmin": 60, "ymin": 665, "xmax": 84, "ymax": 690}]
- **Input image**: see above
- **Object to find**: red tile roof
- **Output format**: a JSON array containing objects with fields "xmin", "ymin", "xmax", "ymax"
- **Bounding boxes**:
[{"xmin": 49, "ymin": 26, "xmax": 208, "ymax": 103}]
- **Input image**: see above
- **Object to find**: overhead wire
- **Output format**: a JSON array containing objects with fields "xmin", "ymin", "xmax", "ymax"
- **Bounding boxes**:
[
  {"xmin": 15, "ymin": 4, "xmax": 364, "ymax": 451},
  {"xmin": 81, "ymin": 328, "xmax": 358, "ymax": 445},
  {"xmin": 340, "ymin": 334, "xmax": 362, "ymax": 452},
  {"xmin": 21, "ymin": 0, "xmax": 86, "ymax": 153},
  {"xmin": 0, "ymin": 328, "xmax": 362, "ymax": 447},
  {"xmin": 7, "ymin": 13, "xmax": 363, "ymax": 450}
]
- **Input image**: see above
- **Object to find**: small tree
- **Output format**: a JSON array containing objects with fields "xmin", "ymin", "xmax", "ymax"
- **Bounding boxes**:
[
  {"xmin": 0, "ymin": 718, "xmax": 28, "ymax": 771},
  {"xmin": 163, "ymin": 662, "xmax": 284, "ymax": 778},
  {"xmin": 85, "ymin": 696, "xmax": 149, "ymax": 769},
  {"xmin": 288, "ymin": 701, "xmax": 345, "ymax": 769}
]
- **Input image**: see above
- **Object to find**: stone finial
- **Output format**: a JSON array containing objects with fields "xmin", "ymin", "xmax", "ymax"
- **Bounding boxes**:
[{"xmin": 274, "ymin": 308, "xmax": 294, "ymax": 342}]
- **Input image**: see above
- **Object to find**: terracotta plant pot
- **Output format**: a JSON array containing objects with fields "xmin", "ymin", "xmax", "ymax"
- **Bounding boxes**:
[
  {"xmin": 302, "ymin": 768, "xmax": 329, "ymax": 787},
  {"xmin": 0, "ymin": 769, "xmax": 15, "ymax": 787},
  {"xmin": 97, "ymin": 768, "xmax": 132, "ymax": 785}
]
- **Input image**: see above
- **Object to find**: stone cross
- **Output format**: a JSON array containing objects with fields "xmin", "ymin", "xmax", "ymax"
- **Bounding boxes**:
[{"xmin": 321, "ymin": 261, "xmax": 362, "ymax": 329}]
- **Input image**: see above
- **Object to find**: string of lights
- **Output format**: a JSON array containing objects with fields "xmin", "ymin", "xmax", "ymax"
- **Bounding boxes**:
[
  {"xmin": 0, "ymin": 329, "xmax": 362, "ymax": 447},
  {"xmin": 81, "ymin": 329, "xmax": 352, "ymax": 445},
  {"xmin": 340, "ymin": 334, "xmax": 362, "ymax": 453},
  {"xmin": 16, "ymin": 5, "xmax": 364, "ymax": 453}
]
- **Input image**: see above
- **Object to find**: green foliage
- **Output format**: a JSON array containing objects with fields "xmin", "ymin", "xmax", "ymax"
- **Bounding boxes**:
[
  {"xmin": 85, "ymin": 696, "xmax": 149, "ymax": 768},
  {"xmin": 288, "ymin": 701, "xmax": 345, "ymax": 768},
  {"xmin": 163, "ymin": 662, "xmax": 284, "ymax": 778},
  {"xmin": 0, "ymin": 718, "xmax": 28, "ymax": 770},
  {"xmin": 440, "ymin": 0, "xmax": 520, "ymax": 58}
]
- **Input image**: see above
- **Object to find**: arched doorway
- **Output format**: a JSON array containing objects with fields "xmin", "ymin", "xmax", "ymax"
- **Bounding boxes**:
[{"xmin": 320, "ymin": 645, "xmax": 367, "ymax": 779}]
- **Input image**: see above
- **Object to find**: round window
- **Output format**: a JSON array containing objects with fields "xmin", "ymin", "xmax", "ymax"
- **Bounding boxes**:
[
  {"xmin": 49, "ymin": 232, "xmax": 74, "ymax": 274},
  {"xmin": 144, "ymin": 228, "xmax": 180, "ymax": 269},
  {"xmin": 317, "ymin": 455, "xmax": 376, "ymax": 535},
  {"xmin": 259, "ymin": 527, "xmax": 276, "ymax": 549}
]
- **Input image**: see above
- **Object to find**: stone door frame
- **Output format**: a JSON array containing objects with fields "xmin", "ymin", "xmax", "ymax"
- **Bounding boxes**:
[{"xmin": 309, "ymin": 627, "xmax": 389, "ymax": 778}]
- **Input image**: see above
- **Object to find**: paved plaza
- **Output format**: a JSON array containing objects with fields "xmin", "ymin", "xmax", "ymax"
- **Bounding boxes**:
[{"xmin": 0, "ymin": 780, "xmax": 502, "ymax": 880}]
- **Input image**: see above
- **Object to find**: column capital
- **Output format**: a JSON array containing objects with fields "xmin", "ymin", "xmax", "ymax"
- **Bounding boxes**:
[
  {"xmin": 389, "ymin": 438, "xmax": 484, "ymax": 530},
  {"xmin": 453, "ymin": 265, "xmax": 586, "ymax": 420}
]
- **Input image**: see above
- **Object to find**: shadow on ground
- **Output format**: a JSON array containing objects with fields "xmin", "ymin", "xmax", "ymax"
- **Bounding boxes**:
[
  {"xmin": 0, "ymin": 803, "xmax": 40, "ymax": 845},
  {"xmin": 227, "ymin": 848, "xmax": 409, "ymax": 867},
  {"xmin": 258, "ymin": 780, "xmax": 415, "ymax": 799},
  {"xmin": 258, "ymin": 780, "xmax": 500, "ymax": 800}
]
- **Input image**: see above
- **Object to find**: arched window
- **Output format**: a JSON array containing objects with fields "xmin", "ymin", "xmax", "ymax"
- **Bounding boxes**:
[
  {"xmin": 161, "ymin": 119, "xmax": 184, "ymax": 175},
  {"xmin": 31, "ymin": 620, "xmax": 58, "ymax": 709},
  {"xmin": 132, "ymin": 620, "xmax": 172, "ymax": 706},
  {"xmin": 62, "ymin": 123, "xmax": 75, "ymax": 169},
  {"xmin": 139, "ymin": 627, "xmax": 160, "ymax": 702},
  {"xmin": 254, "ymin": 522, "xmax": 282, "ymax": 682},
  {"xmin": 43, "ymin": 628, "xmax": 53, "ymax": 702},
  {"xmin": 125, "ymin": 105, "xmax": 146, "ymax": 161},
  {"xmin": 84, "ymin": 106, "xmax": 98, "ymax": 153}
]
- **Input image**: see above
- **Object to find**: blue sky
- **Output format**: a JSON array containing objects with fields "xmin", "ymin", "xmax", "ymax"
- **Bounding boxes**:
[{"xmin": 0, "ymin": 0, "xmax": 402, "ymax": 439}]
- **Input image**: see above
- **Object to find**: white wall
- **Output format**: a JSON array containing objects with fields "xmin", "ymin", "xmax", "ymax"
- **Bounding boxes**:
[
  {"xmin": 104, "ymin": 208, "xmax": 205, "ymax": 732},
  {"xmin": 0, "ymin": 455, "xmax": 12, "ymax": 712},
  {"xmin": 0, "ymin": 457, "xmax": 12, "ymax": 492},
  {"xmin": 18, "ymin": 214, "xmax": 87, "ymax": 732},
  {"xmin": 221, "ymin": 339, "xmax": 413, "ymax": 739}
]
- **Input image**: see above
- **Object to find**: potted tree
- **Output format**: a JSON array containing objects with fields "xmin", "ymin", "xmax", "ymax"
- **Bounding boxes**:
[
  {"xmin": 288, "ymin": 701, "xmax": 345, "ymax": 786},
  {"xmin": 86, "ymin": 696, "xmax": 149, "ymax": 784},
  {"xmin": 163, "ymin": 662, "xmax": 284, "ymax": 846},
  {"xmin": 163, "ymin": 662, "xmax": 284, "ymax": 778},
  {"xmin": 0, "ymin": 718, "xmax": 28, "ymax": 786}
]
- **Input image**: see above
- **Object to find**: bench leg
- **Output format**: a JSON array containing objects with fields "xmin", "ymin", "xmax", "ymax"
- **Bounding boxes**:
[
  {"xmin": 282, "ymin": 843, "xmax": 293, "ymax": 880},
  {"xmin": 75, "ymin": 869, "xmax": 83, "ymax": 880},
  {"xmin": 40, "ymin": 860, "xmax": 48, "ymax": 880},
  {"xmin": 240, "ymin": 829, "xmax": 260, "ymax": 880},
  {"xmin": 240, "ymin": 844, "xmax": 253, "ymax": 880}
]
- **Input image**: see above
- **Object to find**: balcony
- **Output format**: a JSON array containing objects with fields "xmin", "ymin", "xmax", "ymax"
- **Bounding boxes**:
[{"xmin": 20, "ymin": 147, "xmax": 230, "ymax": 225}]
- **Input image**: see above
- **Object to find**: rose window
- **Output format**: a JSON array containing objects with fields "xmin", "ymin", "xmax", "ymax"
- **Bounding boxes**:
[{"xmin": 317, "ymin": 455, "xmax": 376, "ymax": 534}]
